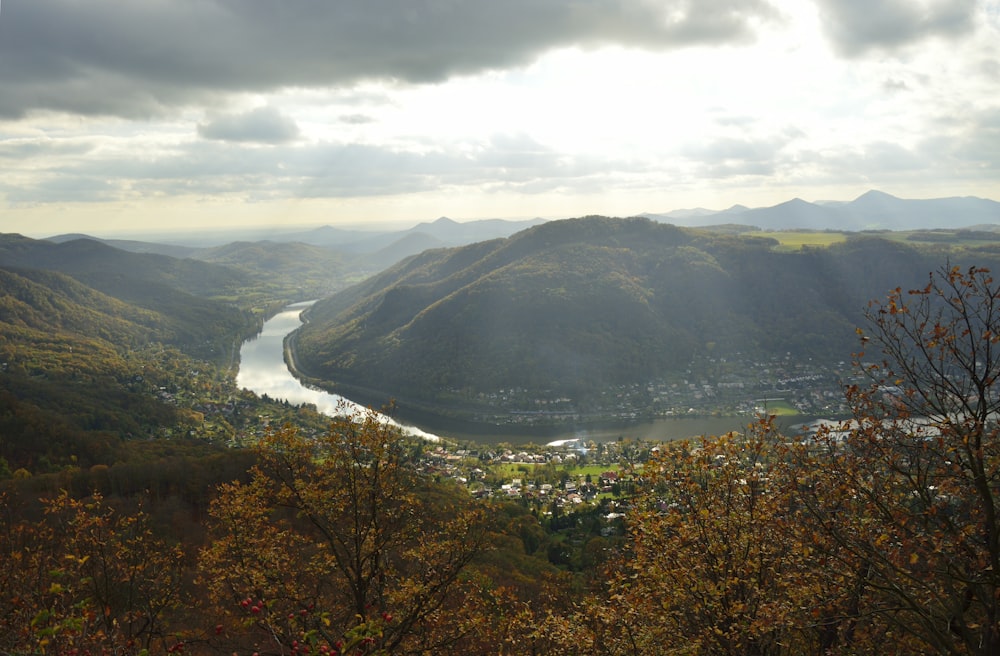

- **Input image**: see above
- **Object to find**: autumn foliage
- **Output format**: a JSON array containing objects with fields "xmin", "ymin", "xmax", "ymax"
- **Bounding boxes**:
[
  {"xmin": 200, "ymin": 406, "xmax": 498, "ymax": 655},
  {"xmin": 5, "ymin": 265, "xmax": 1000, "ymax": 654},
  {"xmin": 0, "ymin": 491, "xmax": 185, "ymax": 655}
]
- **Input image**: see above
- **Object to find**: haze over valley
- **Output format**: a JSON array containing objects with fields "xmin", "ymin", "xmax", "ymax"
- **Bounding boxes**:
[{"xmin": 2, "ymin": 190, "xmax": 999, "ymax": 444}]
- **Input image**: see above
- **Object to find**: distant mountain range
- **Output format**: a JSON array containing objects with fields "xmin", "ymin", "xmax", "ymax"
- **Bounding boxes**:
[
  {"xmin": 45, "ymin": 192, "xmax": 1000, "ymax": 269},
  {"xmin": 46, "ymin": 216, "xmax": 549, "ymax": 276},
  {"xmin": 645, "ymin": 190, "xmax": 1000, "ymax": 231}
]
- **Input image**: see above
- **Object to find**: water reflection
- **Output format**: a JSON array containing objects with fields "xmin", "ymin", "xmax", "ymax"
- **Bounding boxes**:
[
  {"xmin": 238, "ymin": 303, "xmax": 772, "ymax": 445},
  {"xmin": 236, "ymin": 302, "xmax": 440, "ymax": 441}
]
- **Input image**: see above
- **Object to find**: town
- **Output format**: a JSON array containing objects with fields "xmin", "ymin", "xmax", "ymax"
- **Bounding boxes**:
[{"xmin": 458, "ymin": 353, "xmax": 857, "ymax": 426}]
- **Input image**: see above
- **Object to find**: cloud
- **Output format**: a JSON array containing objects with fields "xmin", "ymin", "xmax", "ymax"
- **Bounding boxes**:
[
  {"xmin": 0, "ymin": 131, "xmax": 602, "ymax": 202},
  {"xmin": 198, "ymin": 107, "xmax": 300, "ymax": 144},
  {"xmin": 0, "ymin": 0, "xmax": 778, "ymax": 119},
  {"xmin": 681, "ymin": 132, "xmax": 800, "ymax": 179},
  {"xmin": 0, "ymin": 137, "xmax": 95, "ymax": 160},
  {"xmin": 927, "ymin": 107, "xmax": 1000, "ymax": 173},
  {"xmin": 340, "ymin": 114, "xmax": 375, "ymax": 125},
  {"xmin": 3, "ymin": 175, "xmax": 120, "ymax": 205},
  {"xmin": 882, "ymin": 78, "xmax": 910, "ymax": 93},
  {"xmin": 815, "ymin": 0, "xmax": 977, "ymax": 57}
]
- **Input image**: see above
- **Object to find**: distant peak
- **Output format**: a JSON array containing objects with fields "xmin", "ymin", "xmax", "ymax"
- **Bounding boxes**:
[
  {"xmin": 431, "ymin": 216, "xmax": 458, "ymax": 225},
  {"xmin": 45, "ymin": 233, "xmax": 95, "ymax": 242},
  {"xmin": 855, "ymin": 189, "xmax": 899, "ymax": 202}
]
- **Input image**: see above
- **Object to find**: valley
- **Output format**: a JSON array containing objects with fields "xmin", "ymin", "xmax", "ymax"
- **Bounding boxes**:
[
  {"xmin": 6, "ymin": 194, "xmax": 1000, "ymax": 462},
  {"xmin": 239, "ymin": 300, "xmax": 835, "ymax": 445},
  {"xmin": 4, "ymin": 195, "xmax": 1000, "ymax": 654}
]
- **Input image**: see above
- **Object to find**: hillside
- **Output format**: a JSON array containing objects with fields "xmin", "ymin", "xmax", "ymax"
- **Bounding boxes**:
[
  {"xmin": 293, "ymin": 216, "xmax": 992, "ymax": 418},
  {"xmin": 0, "ymin": 262, "xmax": 333, "ymax": 476},
  {"xmin": 0, "ymin": 233, "xmax": 257, "ymax": 361},
  {"xmin": 0, "ymin": 267, "xmax": 203, "ymax": 471},
  {"xmin": 190, "ymin": 239, "xmax": 365, "ymax": 300}
]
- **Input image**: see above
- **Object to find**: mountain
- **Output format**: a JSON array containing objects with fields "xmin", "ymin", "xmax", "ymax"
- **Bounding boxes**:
[
  {"xmin": 43, "ymin": 216, "xmax": 550, "ymax": 281},
  {"xmin": 0, "ymin": 234, "xmax": 255, "ymax": 361},
  {"xmin": 0, "ymin": 234, "xmax": 245, "ymax": 297},
  {"xmin": 308, "ymin": 216, "xmax": 548, "ymax": 256},
  {"xmin": 643, "ymin": 191, "xmax": 1000, "ymax": 231},
  {"xmin": 293, "ymin": 215, "xmax": 985, "ymax": 417},
  {"xmin": 839, "ymin": 190, "xmax": 1000, "ymax": 230},
  {"xmin": 0, "ymin": 266, "xmax": 160, "ymax": 354},
  {"xmin": 362, "ymin": 232, "xmax": 449, "ymax": 271},
  {"xmin": 46, "ymin": 233, "xmax": 200, "ymax": 259},
  {"xmin": 190, "ymin": 240, "xmax": 363, "ymax": 299},
  {"xmin": 407, "ymin": 216, "xmax": 548, "ymax": 243},
  {"xmin": 0, "ymin": 266, "xmax": 206, "ymax": 470}
]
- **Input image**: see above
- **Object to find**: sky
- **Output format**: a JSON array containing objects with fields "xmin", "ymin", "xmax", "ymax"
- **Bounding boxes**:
[{"xmin": 0, "ymin": 0, "xmax": 998, "ymax": 238}]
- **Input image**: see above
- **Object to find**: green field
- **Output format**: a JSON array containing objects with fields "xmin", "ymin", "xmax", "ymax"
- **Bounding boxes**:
[
  {"xmin": 760, "ymin": 399, "xmax": 800, "ymax": 416},
  {"xmin": 491, "ymin": 462, "xmax": 620, "ymax": 479},
  {"xmin": 757, "ymin": 229, "xmax": 1000, "ymax": 252},
  {"xmin": 757, "ymin": 230, "xmax": 849, "ymax": 251}
]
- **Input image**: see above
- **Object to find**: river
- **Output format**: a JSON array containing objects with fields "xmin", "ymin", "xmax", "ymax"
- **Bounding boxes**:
[
  {"xmin": 236, "ymin": 302, "xmax": 766, "ymax": 445},
  {"xmin": 235, "ymin": 302, "xmax": 441, "ymax": 441}
]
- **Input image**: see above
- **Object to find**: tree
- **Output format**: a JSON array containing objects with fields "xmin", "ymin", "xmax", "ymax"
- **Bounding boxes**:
[
  {"xmin": 200, "ymin": 406, "xmax": 494, "ymax": 654},
  {"xmin": 799, "ymin": 265, "xmax": 1000, "ymax": 654},
  {"xmin": 557, "ymin": 419, "xmax": 826, "ymax": 655},
  {"xmin": 0, "ymin": 490, "xmax": 185, "ymax": 655}
]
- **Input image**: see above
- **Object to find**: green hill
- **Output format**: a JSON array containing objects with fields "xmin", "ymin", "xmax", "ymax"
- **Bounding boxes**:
[
  {"xmin": 0, "ymin": 234, "xmax": 257, "ymax": 360},
  {"xmin": 192, "ymin": 239, "xmax": 363, "ymax": 300},
  {"xmin": 293, "ymin": 216, "xmax": 985, "ymax": 416},
  {"xmin": 0, "ymin": 267, "xmax": 205, "ymax": 472}
]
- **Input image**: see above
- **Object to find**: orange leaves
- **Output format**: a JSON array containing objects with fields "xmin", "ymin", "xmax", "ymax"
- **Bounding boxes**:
[
  {"xmin": 592, "ymin": 423, "xmax": 815, "ymax": 654},
  {"xmin": 200, "ymin": 407, "xmax": 493, "ymax": 655},
  {"xmin": 0, "ymin": 490, "xmax": 185, "ymax": 656},
  {"xmin": 807, "ymin": 263, "xmax": 1000, "ymax": 654}
]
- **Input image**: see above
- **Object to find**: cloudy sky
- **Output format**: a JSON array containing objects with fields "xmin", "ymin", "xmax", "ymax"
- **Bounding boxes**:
[{"xmin": 1, "ymin": 0, "xmax": 998, "ymax": 237}]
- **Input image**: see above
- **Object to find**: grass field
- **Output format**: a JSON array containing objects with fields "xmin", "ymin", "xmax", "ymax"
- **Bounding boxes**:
[
  {"xmin": 756, "ymin": 229, "xmax": 1000, "ymax": 252},
  {"xmin": 760, "ymin": 399, "xmax": 800, "ymax": 416},
  {"xmin": 756, "ymin": 231, "xmax": 849, "ymax": 251},
  {"xmin": 491, "ymin": 462, "xmax": 619, "ymax": 479}
]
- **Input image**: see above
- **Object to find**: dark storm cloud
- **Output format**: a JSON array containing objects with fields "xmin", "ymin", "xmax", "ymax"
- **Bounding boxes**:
[
  {"xmin": 0, "ymin": 0, "xmax": 778, "ymax": 118},
  {"xmin": 815, "ymin": 0, "xmax": 977, "ymax": 57},
  {"xmin": 198, "ymin": 107, "xmax": 300, "ymax": 144}
]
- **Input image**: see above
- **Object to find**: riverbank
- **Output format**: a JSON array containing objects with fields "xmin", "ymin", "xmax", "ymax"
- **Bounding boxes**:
[
  {"xmin": 251, "ymin": 303, "xmax": 829, "ymax": 445},
  {"xmin": 285, "ymin": 329, "xmax": 749, "ymax": 440}
]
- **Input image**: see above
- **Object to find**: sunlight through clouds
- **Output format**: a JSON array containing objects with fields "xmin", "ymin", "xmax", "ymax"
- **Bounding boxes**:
[{"xmin": 0, "ymin": 0, "xmax": 996, "ymax": 235}]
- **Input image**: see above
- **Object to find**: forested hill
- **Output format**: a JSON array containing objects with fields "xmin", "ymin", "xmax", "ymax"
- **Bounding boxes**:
[
  {"xmin": 295, "ymin": 215, "xmax": 1000, "ymax": 408},
  {"xmin": 0, "ymin": 233, "xmax": 257, "ymax": 361},
  {"xmin": 0, "ymin": 266, "xmax": 208, "ymax": 472},
  {"xmin": 0, "ymin": 233, "xmax": 245, "ymax": 296}
]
